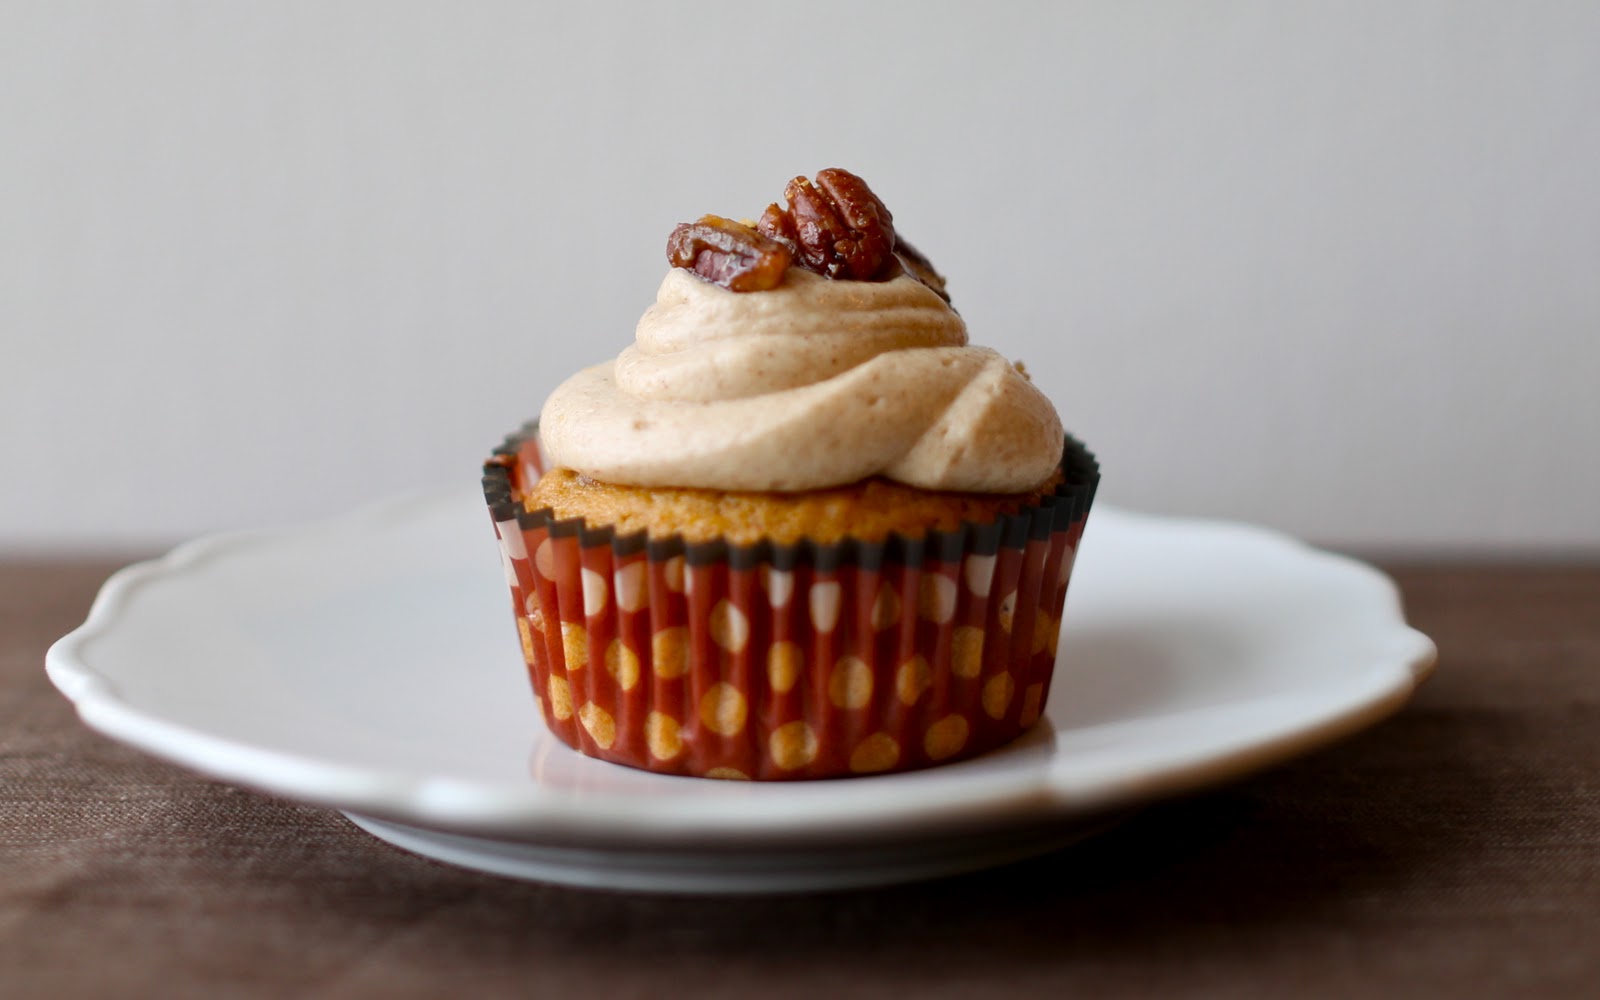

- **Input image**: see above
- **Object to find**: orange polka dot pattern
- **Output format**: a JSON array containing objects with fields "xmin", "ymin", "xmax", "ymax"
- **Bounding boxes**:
[{"xmin": 485, "ymin": 427, "xmax": 1097, "ymax": 780}]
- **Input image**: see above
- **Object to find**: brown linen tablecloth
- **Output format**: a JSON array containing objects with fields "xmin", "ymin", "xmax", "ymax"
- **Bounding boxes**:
[{"xmin": 2, "ymin": 558, "xmax": 1597, "ymax": 999}]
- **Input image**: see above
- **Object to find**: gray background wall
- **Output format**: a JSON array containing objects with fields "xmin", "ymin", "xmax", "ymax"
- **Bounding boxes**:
[{"xmin": 4, "ymin": 1, "xmax": 1597, "ymax": 554}]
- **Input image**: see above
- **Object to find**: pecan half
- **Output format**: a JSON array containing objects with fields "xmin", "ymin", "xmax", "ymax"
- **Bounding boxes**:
[
  {"xmin": 759, "ymin": 168, "xmax": 897, "ymax": 281},
  {"xmin": 666, "ymin": 215, "xmax": 793, "ymax": 292},
  {"xmin": 667, "ymin": 170, "xmax": 951, "ymax": 300}
]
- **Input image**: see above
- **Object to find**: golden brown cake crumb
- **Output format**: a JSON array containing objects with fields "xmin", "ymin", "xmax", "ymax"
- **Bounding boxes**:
[{"xmin": 522, "ymin": 467, "xmax": 1065, "ymax": 545}]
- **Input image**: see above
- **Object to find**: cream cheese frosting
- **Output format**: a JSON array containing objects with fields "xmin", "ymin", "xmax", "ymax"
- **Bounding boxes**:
[{"xmin": 539, "ymin": 267, "xmax": 1064, "ymax": 493}]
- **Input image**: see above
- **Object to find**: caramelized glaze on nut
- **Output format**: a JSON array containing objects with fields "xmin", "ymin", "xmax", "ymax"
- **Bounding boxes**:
[
  {"xmin": 667, "ymin": 169, "xmax": 949, "ymax": 301},
  {"xmin": 665, "ymin": 215, "xmax": 793, "ymax": 292},
  {"xmin": 759, "ymin": 169, "xmax": 896, "ymax": 281}
]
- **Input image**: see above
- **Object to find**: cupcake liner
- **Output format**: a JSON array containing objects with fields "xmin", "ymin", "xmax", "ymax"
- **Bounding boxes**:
[{"xmin": 483, "ymin": 422, "xmax": 1099, "ymax": 780}]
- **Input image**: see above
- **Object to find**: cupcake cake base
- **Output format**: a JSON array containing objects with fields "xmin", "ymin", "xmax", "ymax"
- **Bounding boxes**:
[{"xmin": 484, "ymin": 423, "xmax": 1098, "ymax": 781}]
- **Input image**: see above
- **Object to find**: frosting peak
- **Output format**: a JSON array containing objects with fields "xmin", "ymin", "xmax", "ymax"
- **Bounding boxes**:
[{"xmin": 539, "ymin": 268, "xmax": 1063, "ymax": 493}]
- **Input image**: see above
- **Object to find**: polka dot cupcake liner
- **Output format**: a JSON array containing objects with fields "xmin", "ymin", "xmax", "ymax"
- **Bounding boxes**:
[{"xmin": 482, "ymin": 423, "xmax": 1099, "ymax": 781}]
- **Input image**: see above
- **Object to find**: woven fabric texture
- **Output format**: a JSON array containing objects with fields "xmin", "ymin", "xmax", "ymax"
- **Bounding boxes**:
[{"xmin": 3, "ymin": 560, "xmax": 1597, "ymax": 999}]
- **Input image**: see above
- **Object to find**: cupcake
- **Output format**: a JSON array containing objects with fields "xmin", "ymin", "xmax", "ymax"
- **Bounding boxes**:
[{"xmin": 483, "ymin": 168, "xmax": 1097, "ymax": 780}]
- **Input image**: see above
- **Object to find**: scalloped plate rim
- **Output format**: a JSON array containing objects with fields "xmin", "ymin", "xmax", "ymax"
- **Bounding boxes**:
[{"xmin": 45, "ymin": 491, "xmax": 1436, "ymax": 848}]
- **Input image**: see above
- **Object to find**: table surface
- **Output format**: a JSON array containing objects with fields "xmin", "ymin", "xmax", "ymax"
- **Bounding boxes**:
[{"xmin": 3, "ymin": 557, "xmax": 1598, "ymax": 999}]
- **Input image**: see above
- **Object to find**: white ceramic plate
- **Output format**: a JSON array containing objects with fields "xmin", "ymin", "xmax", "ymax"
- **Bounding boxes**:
[{"xmin": 47, "ymin": 492, "xmax": 1435, "ymax": 894}]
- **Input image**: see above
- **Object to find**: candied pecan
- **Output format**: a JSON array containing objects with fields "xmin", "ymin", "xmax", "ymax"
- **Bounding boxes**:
[
  {"xmin": 759, "ymin": 168, "xmax": 897, "ymax": 281},
  {"xmin": 666, "ymin": 215, "xmax": 793, "ymax": 292},
  {"xmin": 667, "ymin": 170, "xmax": 951, "ymax": 300},
  {"xmin": 757, "ymin": 202, "xmax": 797, "ymax": 252}
]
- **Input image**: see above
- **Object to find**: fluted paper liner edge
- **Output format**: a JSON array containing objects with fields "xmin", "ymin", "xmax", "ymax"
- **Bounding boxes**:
[{"xmin": 482, "ymin": 422, "xmax": 1099, "ymax": 781}]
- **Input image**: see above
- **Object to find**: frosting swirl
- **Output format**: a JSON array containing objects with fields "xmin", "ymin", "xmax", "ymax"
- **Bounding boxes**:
[{"xmin": 539, "ymin": 268, "xmax": 1064, "ymax": 493}]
